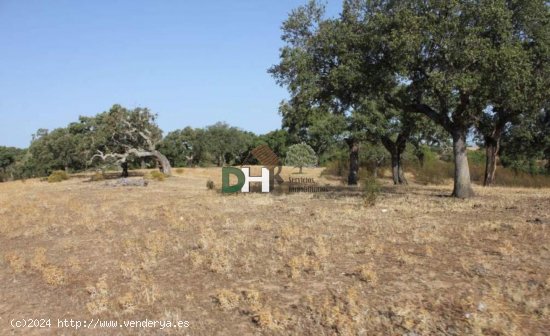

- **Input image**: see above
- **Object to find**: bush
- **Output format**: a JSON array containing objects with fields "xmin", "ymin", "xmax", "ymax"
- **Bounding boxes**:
[
  {"xmin": 206, "ymin": 179, "xmax": 215, "ymax": 190},
  {"xmin": 47, "ymin": 170, "xmax": 69, "ymax": 183},
  {"xmin": 90, "ymin": 171, "xmax": 105, "ymax": 182},
  {"xmin": 147, "ymin": 171, "xmax": 166, "ymax": 181},
  {"xmin": 363, "ymin": 177, "xmax": 381, "ymax": 206},
  {"xmin": 175, "ymin": 168, "xmax": 184, "ymax": 174}
]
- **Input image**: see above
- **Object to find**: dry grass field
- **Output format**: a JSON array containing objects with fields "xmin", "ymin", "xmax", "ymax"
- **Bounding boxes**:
[{"xmin": 0, "ymin": 167, "xmax": 548, "ymax": 335}]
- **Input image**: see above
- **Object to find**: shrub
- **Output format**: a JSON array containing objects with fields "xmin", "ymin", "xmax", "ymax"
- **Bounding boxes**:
[
  {"xmin": 206, "ymin": 180, "xmax": 215, "ymax": 190},
  {"xmin": 147, "ymin": 171, "xmax": 166, "ymax": 181},
  {"xmin": 215, "ymin": 289, "xmax": 240, "ymax": 310},
  {"xmin": 175, "ymin": 168, "xmax": 184, "ymax": 174},
  {"xmin": 363, "ymin": 177, "xmax": 380, "ymax": 206},
  {"xmin": 90, "ymin": 171, "xmax": 105, "ymax": 182},
  {"xmin": 48, "ymin": 170, "xmax": 69, "ymax": 183}
]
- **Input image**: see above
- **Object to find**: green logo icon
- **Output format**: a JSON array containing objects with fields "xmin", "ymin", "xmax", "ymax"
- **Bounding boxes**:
[{"xmin": 222, "ymin": 167, "xmax": 245, "ymax": 193}]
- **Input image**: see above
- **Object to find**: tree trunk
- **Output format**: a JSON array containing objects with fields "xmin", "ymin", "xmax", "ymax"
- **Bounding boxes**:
[
  {"xmin": 416, "ymin": 149, "xmax": 425, "ymax": 168},
  {"xmin": 483, "ymin": 128, "xmax": 502, "ymax": 186},
  {"xmin": 397, "ymin": 139, "xmax": 408, "ymax": 185},
  {"xmin": 451, "ymin": 130, "xmax": 474, "ymax": 198},
  {"xmin": 346, "ymin": 139, "xmax": 359, "ymax": 185},
  {"xmin": 391, "ymin": 152, "xmax": 400, "ymax": 185},
  {"xmin": 389, "ymin": 153, "xmax": 408, "ymax": 184},
  {"xmin": 299, "ymin": 166, "xmax": 303, "ymax": 174},
  {"xmin": 383, "ymin": 136, "xmax": 407, "ymax": 185},
  {"xmin": 121, "ymin": 161, "xmax": 129, "ymax": 178},
  {"xmin": 152, "ymin": 150, "xmax": 172, "ymax": 176},
  {"xmin": 398, "ymin": 157, "xmax": 408, "ymax": 184},
  {"xmin": 483, "ymin": 141, "xmax": 498, "ymax": 186},
  {"xmin": 373, "ymin": 161, "xmax": 380, "ymax": 179}
]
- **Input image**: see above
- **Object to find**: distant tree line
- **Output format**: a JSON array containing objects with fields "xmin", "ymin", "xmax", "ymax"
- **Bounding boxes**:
[
  {"xmin": 158, "ymin": 124, "xmax": 293, "ymax": 168},
  {"xmin": 0, "ymin": 102, "xmax": 546, "ymax": 186},
  {"xmin": 0, "ymin": 106, "xmax": 546, "ymax": 186},
  {"xmin": 0, "ymin": 105, "xmax": 298, "ymax": 180}
]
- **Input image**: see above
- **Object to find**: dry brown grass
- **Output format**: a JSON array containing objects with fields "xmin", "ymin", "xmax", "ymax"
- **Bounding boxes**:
[{"xmin": 0, "ymin": 167, "xmax": 548, "ymax": 335}]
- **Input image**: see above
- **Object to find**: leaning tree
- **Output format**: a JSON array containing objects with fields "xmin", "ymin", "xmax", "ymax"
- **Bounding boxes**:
[{"xmin": 88, "ymin": 104, "xmax": 172, "ymax": 176}]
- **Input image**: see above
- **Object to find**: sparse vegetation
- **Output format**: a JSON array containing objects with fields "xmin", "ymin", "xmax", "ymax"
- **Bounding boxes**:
[
  {"xmin": 362, "ymin": 176, "xmax": 381, "ymax": 206},
  {"xmin": 47, "ymin": 170, "xmax": 69, "ymax": 183},
  {"xmin": 147, "ymin": 171, "xmax": 166, "ymax": 181},
  {"xmin": 413, "ymin": 160, "xmax": 454, "ymax": 185},
  {"xmin": 411, "ymin": 156, "xmax": 550, "ymax": 188},
  {"xmin": 90, "ymin": 171, "xmax": 105, "ymax": 181},
  {"xmin": 0, "ymin": 167, "xmax": 547, "ymax": 335}
]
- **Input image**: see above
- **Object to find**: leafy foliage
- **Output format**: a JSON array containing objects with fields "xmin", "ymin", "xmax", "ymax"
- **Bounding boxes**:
[
  {"xmin": 271, "ymin": 0, "xmax": 549, "ymax": 196},
  {"xmin": 204, "ymin": 122, "xmax": 256, "ymax": 167},
  {"xmin": 256, "ymin": 129, "xmax": 293, "ymax": 160},
  {"xmin": 159, "ymin": 123, "xmax": 259, "ymax": 167},
  {"xmin": 500, "ymin": 108, "xmax": 550, "ymax": 174},
  {"xmin": 0, "ymin": 146, "xmax": 26, "ymax": 181},
  {"xmin": 285, "ymin": 143, "xmax": 318, "ymax": 173}
]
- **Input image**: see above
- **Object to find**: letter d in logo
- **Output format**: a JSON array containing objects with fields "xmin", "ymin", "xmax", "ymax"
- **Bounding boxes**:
[{"xmin": 222, "ymin": 167, "xmax": 245, "ymax": 193}]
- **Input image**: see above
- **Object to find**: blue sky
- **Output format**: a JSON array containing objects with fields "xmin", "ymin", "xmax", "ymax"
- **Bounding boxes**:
[{"xmin": 0, "ymin": 0, "xmax": 341, "ymax": 148}]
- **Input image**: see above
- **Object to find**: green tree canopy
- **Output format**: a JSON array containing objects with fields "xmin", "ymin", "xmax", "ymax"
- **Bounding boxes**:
[
  {"xmin": 272, "ymin": 0, "xmax": 549, "ymax": 197},
  {"xmin": 86, "ymin": 104, "xmax": 172, "ymax": 176},
  {"xmin": 286, "ymin": 142, "xmax": 318, "ymax": 173}
]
